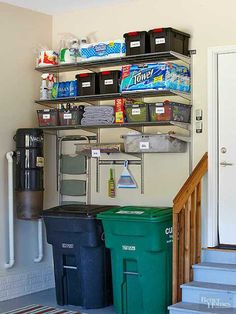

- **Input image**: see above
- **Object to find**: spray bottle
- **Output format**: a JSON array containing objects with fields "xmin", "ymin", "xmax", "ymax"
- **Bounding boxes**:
[
  {"xmin": 40, "ymin": 74, "xmax": 49, "ymax": 100},
  {"xmin": 47, "ymin": 74, "xmax": 55, "ymax": 100}
]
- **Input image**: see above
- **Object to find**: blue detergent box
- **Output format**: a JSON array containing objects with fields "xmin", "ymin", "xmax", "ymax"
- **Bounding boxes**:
[
  {"xmin": 120, "ymin": 63, "xmax": 190, "ymax": 93},
  {"xmin": 80, "ymin": 40, "xmax": 126, "ymax": 60}
]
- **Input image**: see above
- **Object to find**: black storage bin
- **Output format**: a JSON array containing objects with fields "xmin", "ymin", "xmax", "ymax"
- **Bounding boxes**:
[
  {"xmin": 43, "ymin": 204, "xmax": 116, "ymax": 309},
  {"xmin": 149, "ymin": 27, "xmax": 190, "ymax": 56},
  {"xmin": 98, "ymin": 70, "xmax": 121, "ymax": 94},
  {"xmin": 123, "ymin": 31, "xmax": 150, "ymax": 55},
  {"xmin": 76, "ymin": 73, "xmax": 99, "ymax": 96}
]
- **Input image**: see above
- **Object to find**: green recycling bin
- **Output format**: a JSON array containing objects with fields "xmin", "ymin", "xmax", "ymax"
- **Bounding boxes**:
[{"xmin": 97, "ymin": 206, "xmax": 172, "ymax": 314}]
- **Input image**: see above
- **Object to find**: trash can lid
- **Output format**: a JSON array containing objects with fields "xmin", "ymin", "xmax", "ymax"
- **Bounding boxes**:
[
  {"xmin": 42, "ymin": 204, "xmax": 119, "ymax": 218},
  {"xmin": 97, "ymin": 206, "xmax": 172, "ymax": 222}
]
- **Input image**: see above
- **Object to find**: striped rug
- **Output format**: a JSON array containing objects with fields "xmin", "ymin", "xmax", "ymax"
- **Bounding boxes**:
[{"xmin": 1, "ymin": 304, "xmax": 82, "ymax": 314}]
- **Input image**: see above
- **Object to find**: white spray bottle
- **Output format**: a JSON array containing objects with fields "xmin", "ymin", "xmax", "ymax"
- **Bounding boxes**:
[{"xmin": 40, "ymin": 73, "xmax": 49, "ymax": 100}]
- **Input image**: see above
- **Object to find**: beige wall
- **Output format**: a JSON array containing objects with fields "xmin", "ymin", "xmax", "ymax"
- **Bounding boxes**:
[{"xmin": 0, "ymin": 3, "xmax": 54, "ymax": 300}]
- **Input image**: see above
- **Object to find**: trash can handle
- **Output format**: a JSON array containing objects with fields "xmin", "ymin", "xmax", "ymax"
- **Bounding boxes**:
[
  {"xmin": 63, "ymin": 265, "xmax": 77, "ymax": 270},
  {"xmin": 101, "ymin": 232, "xmax": 105, "ymax": 241}
]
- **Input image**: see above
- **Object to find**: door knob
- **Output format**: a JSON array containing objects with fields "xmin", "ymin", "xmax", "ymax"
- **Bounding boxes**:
[{"xmin": 220, "ymin": 161, "xmax": 233, "ymax": 167}]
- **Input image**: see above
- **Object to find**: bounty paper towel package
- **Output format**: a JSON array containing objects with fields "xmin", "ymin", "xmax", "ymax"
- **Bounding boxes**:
[
  {"xmin": 120, "ymin": 63, "xmax": 190, "ymax": 92},
  {"xmin": 80, "ymin": 40, "xmax": 126, "ymax": 61}
]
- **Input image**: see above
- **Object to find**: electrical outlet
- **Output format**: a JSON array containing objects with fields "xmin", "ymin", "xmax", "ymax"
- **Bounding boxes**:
[
  {"xmin": 196, "ymin": 109, "xmax": 203, "ymax": 121},
  {"xmin": 196, "ymin": 121, "xmax": 203, "ymax": 133}
]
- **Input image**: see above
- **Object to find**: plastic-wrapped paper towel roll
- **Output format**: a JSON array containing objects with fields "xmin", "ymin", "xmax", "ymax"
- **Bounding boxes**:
[{"xmin": 37, "ymin": 50, "xmax": 58, "ymax": 67}]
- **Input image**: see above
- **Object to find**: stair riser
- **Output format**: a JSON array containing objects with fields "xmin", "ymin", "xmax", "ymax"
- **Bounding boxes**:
[
  {"xmin": 182, "ymin": 287, "xmax": 236, "ymax": 308},
  {"xmin": 202, "ymin": 250, "xmax": 236, "ymax": 264},
  {"xmin": 194, "ymin": 268, "xmax": 236, "ymax": 285},
  {"xmin": 169, "ymin": 310, "xmax": 195, "ymax": 314}
]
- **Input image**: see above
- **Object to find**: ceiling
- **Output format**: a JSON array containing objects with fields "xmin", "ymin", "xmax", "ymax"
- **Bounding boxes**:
[{"xmin": 0, "ymin": 0, "xmax": 126, "ymax": 15}]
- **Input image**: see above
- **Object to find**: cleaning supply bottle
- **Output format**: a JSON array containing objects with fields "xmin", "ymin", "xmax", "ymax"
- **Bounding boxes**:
[
  {"xmin": 40, "ymin": 74, "xmax": 48, "ymax": 100},
  {"xmin": 108, "ymin": 168, "xmax": 115, "ymax": 198},
  {"xmin": 47, "ymin": 74, "xmax": 55, "ymax": 100}
]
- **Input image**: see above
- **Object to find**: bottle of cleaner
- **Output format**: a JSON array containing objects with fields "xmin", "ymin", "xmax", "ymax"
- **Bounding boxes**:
[
  {"xmin": 47, "ymin": 74, "xmax": 55, "ymax": 100},
  {"xmin": 40, "ymin": 74, "xmax": 49, "ymax": 100}
]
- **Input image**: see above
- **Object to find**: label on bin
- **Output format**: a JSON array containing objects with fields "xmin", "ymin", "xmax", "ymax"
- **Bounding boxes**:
[
  {"xmin": 62, "ymin": 243, "xmax": 74, "ymax": 249},
  {"xmin": 43, "ymin": 114, "xmax": 50, "ymax": 119},
  {"xmin": 132, "ymin": 108, "xmax": 141, "ymax": 115},
  {"xmin": 139, "ymin": 142, "xmax": 149, "ymax": 150},
  {"xmin": 116, "ymin": 210, "xmax": 144, "ymax": 215},
  {"xmin": 92, "ymin": 149, "xmax": 101, "ymax": 158},
  {"xmin": 155, "ymin": 38, "xmax": 166, "ymax": 45},
  {"xmin": 122, "ymin": 245, "xmax": 136, "ymax": 251},
  {"xmin": 155, "ymin": 107, "xmax": 165, "ymax": 114},
  {"xmin": 63, "ymin": 113, "xmax": 72, "ymax": 119},
  {"xmin": 104, "ymin": 79, "xmax": 114, "ymax": 85},
  {"xmin": 36, "ymin": 157, "xmax": 44, "ymax": 167},
  {"xmin": 82, "ymin": 82, "xmax": 91, "ymax": 88},
  {"xmin": 130, "ymin": 41, "xmax": 140, "ymax": 48},
  {"xmin": 165, "ymin": 227, "xmax": 173, "ymax": 244}
]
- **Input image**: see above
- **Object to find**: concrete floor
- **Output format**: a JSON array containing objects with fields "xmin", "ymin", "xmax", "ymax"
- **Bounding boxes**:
[{"xmin": 0, "ymin": 289, "xmax": 115, "ymax": 314}]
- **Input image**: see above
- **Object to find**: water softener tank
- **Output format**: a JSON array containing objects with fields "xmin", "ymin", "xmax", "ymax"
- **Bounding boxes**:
[{"xmin": 14, "ymin": 128, "xmax": 44, "ymax": 220}]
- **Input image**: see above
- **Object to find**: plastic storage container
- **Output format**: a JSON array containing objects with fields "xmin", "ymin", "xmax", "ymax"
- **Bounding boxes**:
[
  {"xmin": 97, "ymin": 206, "xmax": 173, "ymax": 314},
  {"xmin": 43, "ymin": 204, "xmax": 115, "ymax": 309},
  {"xmin": 59, "ymin": 106, "xmax": 84, "ymax": 126},
  {"xmin": 98, "ymin": 70, "xmax": 121, "ymax": 94},
  {"xmin": 125, "ymin": 103, "xmax": 149, "ymax": 122},
  {"xmin": 122, "ymin": 133, "xmax": 187, "ymax": 153},
  {"xmin": 123, "ymin": 31, "xmax": 150, "ymax": 55},
  {"xmin": 149, "ymin": 27, "xmax": 190, "ymax": 55},
  {"xmin": 37, "ymin": 109, "xmax": 58, "ymax": 127},
  {"xmin": 149, "ymin": 101, "xmax": 191, "ymax": 123},
  {"xmin": 76, "ymin": 73, "xmax": 98, "ymax": 96}
]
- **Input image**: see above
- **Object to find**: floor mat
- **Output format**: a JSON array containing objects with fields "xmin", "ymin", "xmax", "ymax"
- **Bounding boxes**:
[{"xmin": 1, "ymin": 304, "xmax": 82, "ymax": 314}]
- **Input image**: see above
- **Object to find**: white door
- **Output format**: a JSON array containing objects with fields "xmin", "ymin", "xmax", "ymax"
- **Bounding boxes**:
[{"xmin": 218, "ymin": 52, "xmax": 236, "ymax": 245}]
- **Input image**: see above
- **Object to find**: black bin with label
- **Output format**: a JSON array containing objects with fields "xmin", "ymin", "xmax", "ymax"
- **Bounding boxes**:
[
  {"xmin": 75, "ymin": 73, "xmax": 99, "ymax": 96},
  {"xmin": 123, "ymin": 31, "xmax": 150, "ymax": 55},
  {"xmin": 98, "ymin": 70, "xmax": 121, "ymax": 94},
  {"xmin": 43, "ymin": 204, "xmax": 116, "ymax": 309},
  {"xmin": 148, "ymin": 27, "xmax": 190, "ymax": 56}
]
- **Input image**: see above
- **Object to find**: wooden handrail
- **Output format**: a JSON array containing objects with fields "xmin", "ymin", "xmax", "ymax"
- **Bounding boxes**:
[{"xmin": 172, "ymin": 152, "xmax": 208, "ymax": 304}]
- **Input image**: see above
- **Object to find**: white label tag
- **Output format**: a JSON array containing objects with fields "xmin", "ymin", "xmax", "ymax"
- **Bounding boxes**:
[
  {"xmin": 130, "ymin": 41, "xmax": 140, "ymax": 48},
  {"xmin": 92, "ymin": 149, "xmax": 101, "ymax": 158},
  {"xmin": 82, "ymin": 82, "xmax": 91, "ymax": 88},
  {"xmin": 155, "ymin": 107, "xmax": 165, "ymax": 114},
  {"xmin": 104, "ymin": 79, "xmax": 113, "ymax": 85},
  {"xmin": 122, "ymin": 245, "xmax": 136, "ymax": 251},
  {"xmin": 116, "ymin": 210, "xmax": 144, "ymax": 215},
  {"xmin": 132, "ymin": 108, "xmax": 141, "ymax": 115},
  {"xmin": 43, "ymin": 114, "xmax": 50, "ymax": 119},
  {"xmin": 36, "ymin": 157, "xmax": 44, "ymax": 167},
  {"xmin": 155, "ymin": 38, "xmax": 166, "ymax": 45},
  {"xmin": 139, "ymin": 142, "xmax": 150, "ymax": 150},
  {"xmin": 64, "ymin": 113, "xmax": 72, "ymax": 119}
]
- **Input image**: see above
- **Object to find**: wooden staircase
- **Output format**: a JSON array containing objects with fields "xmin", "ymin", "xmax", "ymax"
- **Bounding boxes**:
[{"xmin": 172, "ymin": 152, "xmax": 208, "ymax": 304}]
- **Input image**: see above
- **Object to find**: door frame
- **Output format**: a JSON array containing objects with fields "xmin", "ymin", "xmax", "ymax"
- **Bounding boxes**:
[{"xmin": 208, "ymin": 45, "xmax": 236, "ymax": 247}]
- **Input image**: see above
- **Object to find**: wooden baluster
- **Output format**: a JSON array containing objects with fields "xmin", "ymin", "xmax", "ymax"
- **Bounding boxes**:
[
  {"xmin": 184, "ymin": 199, "xmax": 191, "ymax": 283},
  {"xmin": 173, "ymin": 212, "xmax": 179, "ymax": 304},
  {"xmin": 190, "ymin": 189, "xmax": 196, "ymax": 279},
  {"xmin": 178, "ymin": 206, "xmax": 185, "ymax": 300},
  {"xmin": 196, "ymin": 182, "xmax": 202, "ymax": 263}
]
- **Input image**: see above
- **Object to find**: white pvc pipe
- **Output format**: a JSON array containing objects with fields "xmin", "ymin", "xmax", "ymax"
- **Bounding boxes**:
[
  {"xmin": 34, "ymin": 218, "xmax": 43, "ymax": 263},
  {"xmin": 5, "ymin": 151, "xmax": 15, "ymax": 269}
]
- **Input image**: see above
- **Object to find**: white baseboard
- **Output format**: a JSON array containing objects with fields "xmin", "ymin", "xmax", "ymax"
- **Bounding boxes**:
[{"xmin": 0, "ymin": 264, "xmax": 55, "ymax": 301}]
